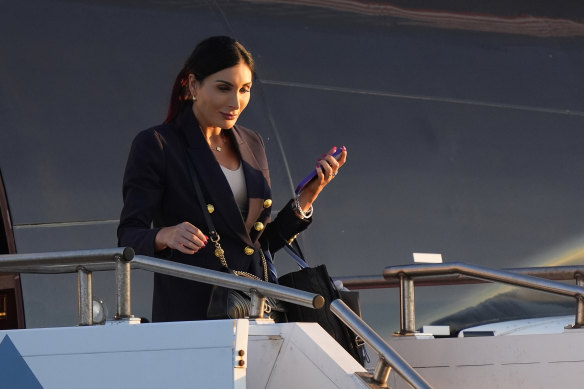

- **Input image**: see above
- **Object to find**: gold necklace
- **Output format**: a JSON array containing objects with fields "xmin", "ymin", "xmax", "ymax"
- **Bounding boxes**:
[
  {"xmin": 213, "ymin": 135, "xmax": 225, "ymax": 152},
  {"xmin": 200, "ymin": 125, "xmax": 224, "ymax": 152}
]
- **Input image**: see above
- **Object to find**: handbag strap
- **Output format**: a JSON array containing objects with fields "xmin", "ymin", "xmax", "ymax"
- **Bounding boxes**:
[{"xmin": 284, "ymin": 244, "xmax": 309, "ymax": 269}]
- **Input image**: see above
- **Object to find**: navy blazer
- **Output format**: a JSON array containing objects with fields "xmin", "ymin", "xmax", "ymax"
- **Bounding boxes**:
[{"xmin": 118, "ymin": 107, "xmax": 310, "ymax": 322}]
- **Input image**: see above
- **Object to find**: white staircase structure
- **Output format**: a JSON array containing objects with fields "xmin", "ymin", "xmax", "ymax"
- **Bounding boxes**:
[
  {"xmin": 380, "ymin": 328, "xmax": 584, "ymax": 388},
  {"xmin": 0, "ymin": 319, "xmax": 369, "ymax": 389}
]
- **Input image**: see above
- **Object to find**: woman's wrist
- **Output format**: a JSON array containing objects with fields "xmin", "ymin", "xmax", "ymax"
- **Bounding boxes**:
[
  {"xmin": 154, "ymin": 228, "xmax": 169, "ymax": 251},
  {"xmin": 292, "ymin": 194, "xmax": 313, "ymax": 219}
]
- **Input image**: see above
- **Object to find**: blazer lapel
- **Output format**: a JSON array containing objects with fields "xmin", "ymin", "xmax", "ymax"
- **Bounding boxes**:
[{"xmin": 231, "ymin": 126, "xmax": 272, "ymax": 236}]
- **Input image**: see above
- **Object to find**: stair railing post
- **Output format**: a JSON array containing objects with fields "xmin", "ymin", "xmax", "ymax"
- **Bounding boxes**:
[
  {"xmin": 399, "ymin": 273, "xmax": 416, "ymax": 334},
  {"xmin": 249, "ymin": 289, "xmax": 266, "ymax": 319},
  {"xmin": 115, "ymin": 253, "xmax": 132, "ymax": 320},
  {"xmin": 78, "ymin": 268, "xmax": 93, "ymax": 326},
  {"xmin": 373, "ymin": 358, "xmax": 392, "ymax": 387},
  {"xmin": 575, "ymin": 273, "xmax": 584, "ymax": 328}
]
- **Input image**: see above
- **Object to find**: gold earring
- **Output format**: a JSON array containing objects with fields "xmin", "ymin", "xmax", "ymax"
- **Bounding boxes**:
[{"xmin": 192, "ymin": 95, "xmax": 197, "ymax": 102}]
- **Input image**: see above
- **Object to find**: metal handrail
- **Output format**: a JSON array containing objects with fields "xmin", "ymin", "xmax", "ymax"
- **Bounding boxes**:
[
  {"xmin": 384, "ymin": 262, "xmax": 584, "ymax": 297},
  {"xmin": 330, "ymin": 299, "xmax": 433, "ymax": 389},
  {"xmin": 382, "ymin": 262, "xmax": 584, "ymax": 333},
  {"xmin": 132, "ymin": 255, "xmax": 325, "ymax": 310},
  {"xmin": 0, "ymin": 248, "xmax": 134, "ymax": 325},
  {"xmin": 336, "ymin": 265, "xmax": 584, "ymax": 289},
  {"xmin": 0, "ymin": 247, "xmax": 134, "ymax": 273}
]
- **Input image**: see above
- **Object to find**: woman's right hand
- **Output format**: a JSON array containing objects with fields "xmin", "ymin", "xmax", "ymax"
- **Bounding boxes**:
[{"xmin": 155, "ymin": 222, "xmax": 208, "ymax": 254}]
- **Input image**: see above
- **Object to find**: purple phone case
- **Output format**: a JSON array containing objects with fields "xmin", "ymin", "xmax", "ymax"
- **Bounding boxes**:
[{"xmin": 294, "ymin": 148, "xmax": 343, "ymax": 194}]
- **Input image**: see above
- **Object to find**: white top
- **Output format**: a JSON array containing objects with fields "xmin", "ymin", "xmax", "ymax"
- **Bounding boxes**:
[{"xmin": 220, "ymin": 163, "xmax": 248, "ymax": 213}]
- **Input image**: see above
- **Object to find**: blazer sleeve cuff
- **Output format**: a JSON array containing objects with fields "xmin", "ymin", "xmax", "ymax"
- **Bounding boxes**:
[{"xmin": 273, "ymin": 199, "xmax": 312, "ymax": 242}]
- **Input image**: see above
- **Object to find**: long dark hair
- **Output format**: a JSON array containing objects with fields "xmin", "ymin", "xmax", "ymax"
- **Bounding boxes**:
[{"xmin": 164, "ymin": 36, "xmax": 255, "ymax": 124}]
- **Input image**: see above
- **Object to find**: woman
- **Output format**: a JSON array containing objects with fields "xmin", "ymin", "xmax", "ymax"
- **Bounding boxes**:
[{"xmin": 118, "ymin": 36, "xmax": 347, "ymax": 322}]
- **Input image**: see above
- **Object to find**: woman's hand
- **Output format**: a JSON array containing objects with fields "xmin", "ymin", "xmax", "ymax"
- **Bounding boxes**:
[
  {"xmin": 155, "ymin": 222, "xmax": 208, "ymax": 254},
  {"xmin": 298, "ymin": 146, "xmax": 347, "ymax": 213}
]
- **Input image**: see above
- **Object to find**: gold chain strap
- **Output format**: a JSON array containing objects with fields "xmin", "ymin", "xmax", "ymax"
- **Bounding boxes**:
[
  {"xmin": 211, "ymin": 233, "xmax": 268, "ymax": 282},
  {"xmin": 261, "ymin": 249, "xmax": 269, "ymax": 281},
  {"xmin": 210, "ymin": 234, "xmax": 228, "ymax": 267}
]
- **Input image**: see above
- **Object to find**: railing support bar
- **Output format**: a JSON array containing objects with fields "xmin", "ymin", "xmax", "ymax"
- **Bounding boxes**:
[
  {"xmin": 575, "ymin": 273, "xmax": 584, "ymax": 328},
  {"xmin": 77, "ymin": 268, "xmax": 92, "ymax": 326},
  {"xmin": 399, "ymin": 274, "xmax": 416, "ymax": 334},
  {"xmin": 249, "ymin": 289, "xmax": 266, "ymax": 319},
  {"xmin": 115, "ymin": 254, "xmax": 132, "ymax": 319},
  {"xmin": 373, "ymin": 358, "xmax": 392, "ymax": 387},
  {"xmin": 330, "ymin": 299, "xmax": 432, "ymax": 389}
]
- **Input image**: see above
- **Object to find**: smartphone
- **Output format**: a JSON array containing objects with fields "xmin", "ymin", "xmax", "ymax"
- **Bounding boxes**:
[{"xmin": 295, "ymin": 147, "xmax": 343, "ymax": 194}]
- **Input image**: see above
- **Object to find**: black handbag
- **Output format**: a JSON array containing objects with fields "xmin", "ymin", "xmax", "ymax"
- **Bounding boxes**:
[
  {"xmin": 205, "ymin": 247, "xmax": 286, "ymax": 322},
  {"xmin": 183, "ymin": 147, "xmax": 285, "ymax": 321},
  {"xmin": 278, "ymin": 244, "xmax": 366, "ymax": 365}
]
